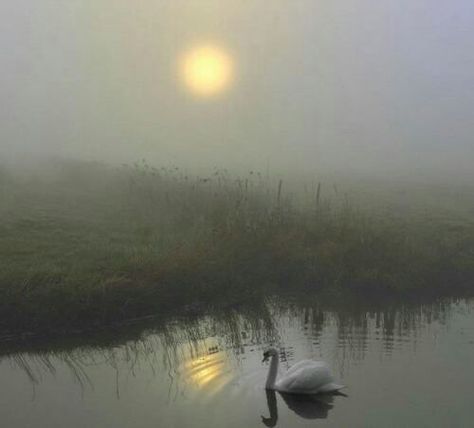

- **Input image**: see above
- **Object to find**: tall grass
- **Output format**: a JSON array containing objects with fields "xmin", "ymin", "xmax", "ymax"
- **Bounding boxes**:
[{"xmin": 0, "ymin": 160, "xmax": 473, "ymax": 335}]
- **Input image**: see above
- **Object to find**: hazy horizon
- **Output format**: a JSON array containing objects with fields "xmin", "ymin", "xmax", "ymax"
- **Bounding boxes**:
[{"xmin": 1, "ymin": 0, "xmax": 473, "ymax": 179}]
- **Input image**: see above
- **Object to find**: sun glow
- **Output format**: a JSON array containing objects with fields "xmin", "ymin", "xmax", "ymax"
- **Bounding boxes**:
[{"xmin": 180, "ymin": 45, "xmax": 234, "ymax": 97}]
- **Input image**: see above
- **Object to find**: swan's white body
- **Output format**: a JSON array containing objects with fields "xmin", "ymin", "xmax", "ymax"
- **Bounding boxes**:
[{"xmin": 263, "ymin": 348, "xmax": 344, "ymax": 395}]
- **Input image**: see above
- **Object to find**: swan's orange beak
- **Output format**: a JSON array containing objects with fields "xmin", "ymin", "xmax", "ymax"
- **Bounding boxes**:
[{"xmin": 262, "ymin": 353, "xmax": 270, "ymax": 363}]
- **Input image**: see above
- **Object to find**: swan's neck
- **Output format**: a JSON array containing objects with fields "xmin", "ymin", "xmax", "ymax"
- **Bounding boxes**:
[{"xmin": 265, "ymin": 354, "xmax": 279, "ymax": 390}]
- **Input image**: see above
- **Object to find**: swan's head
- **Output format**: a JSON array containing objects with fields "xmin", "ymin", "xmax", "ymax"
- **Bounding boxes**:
[{"xmin": 262, "ymin": 347, "xmax": 278, "ymax": 363}]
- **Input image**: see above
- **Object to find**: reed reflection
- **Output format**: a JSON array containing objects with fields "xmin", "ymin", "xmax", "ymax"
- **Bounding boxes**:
[{"xmin": 0, "ymin": 297, "xmax": 464, "ymax": 394}]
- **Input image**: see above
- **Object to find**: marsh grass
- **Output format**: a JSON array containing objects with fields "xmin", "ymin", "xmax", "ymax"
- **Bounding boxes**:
[{"xmin": 0, "ymin": 160, "xmax": 473, "ymax": 335}]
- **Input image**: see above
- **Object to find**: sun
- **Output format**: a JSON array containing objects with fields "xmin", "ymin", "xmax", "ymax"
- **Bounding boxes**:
[{"xmin": 180, "ymin": 45, "xmax": 234, "ymax": 97}]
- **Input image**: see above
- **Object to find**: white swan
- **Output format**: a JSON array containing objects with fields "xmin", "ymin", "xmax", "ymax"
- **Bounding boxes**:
[{"xmin": 262, "ymin": 347, "xmax": 344, "ymax": 394}]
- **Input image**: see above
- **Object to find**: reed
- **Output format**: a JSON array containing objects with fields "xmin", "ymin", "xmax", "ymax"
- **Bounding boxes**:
[{"xmin": 0, "ymin": 159, "xmax": 473, "ymax": 335}]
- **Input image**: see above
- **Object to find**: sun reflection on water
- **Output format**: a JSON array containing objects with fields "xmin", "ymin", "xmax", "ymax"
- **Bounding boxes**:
[
  {"xmin": 187, "ymin": 355, "xmax": 224, "ymax": 387},
  {"xmin": 180, "ymin": 341, "xmax": 236, "ymax": 395}
]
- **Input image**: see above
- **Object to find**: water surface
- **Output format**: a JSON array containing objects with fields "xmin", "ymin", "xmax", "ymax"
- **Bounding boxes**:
[{"xmin": 1, "ymin": 298, "xmax": 473, "ymax": 427}]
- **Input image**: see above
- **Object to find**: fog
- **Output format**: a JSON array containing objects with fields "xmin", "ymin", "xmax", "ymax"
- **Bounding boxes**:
[{"xmin": 1, "ymin": 0, "xmax": 473, "ymax": 179}]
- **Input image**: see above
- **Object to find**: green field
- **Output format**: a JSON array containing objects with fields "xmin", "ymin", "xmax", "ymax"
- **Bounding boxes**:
[{"xmin": 1, "ymin": 160, "xmax": 473, "ymax": 335}]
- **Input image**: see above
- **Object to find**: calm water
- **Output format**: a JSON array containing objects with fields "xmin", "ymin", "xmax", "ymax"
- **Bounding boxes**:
[{"xmin": 1, "ymin": 298, "xmax": 473, "ymax": 428}]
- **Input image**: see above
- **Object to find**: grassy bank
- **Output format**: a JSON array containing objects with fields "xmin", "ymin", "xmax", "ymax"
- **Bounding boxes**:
[{"xmin": 1, "ymin": 160, "xmax": 473, "ymax": 335}]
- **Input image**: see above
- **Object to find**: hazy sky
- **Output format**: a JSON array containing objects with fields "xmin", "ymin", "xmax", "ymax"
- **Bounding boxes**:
[{"xmin": 1, "ymin": 0, "xmax": 473, "ymax": 176}]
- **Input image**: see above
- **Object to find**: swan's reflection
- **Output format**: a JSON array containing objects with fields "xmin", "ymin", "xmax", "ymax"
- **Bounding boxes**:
[{"xmin": 261, "ymin": 390, "xmax": 338, "ymax": 427}]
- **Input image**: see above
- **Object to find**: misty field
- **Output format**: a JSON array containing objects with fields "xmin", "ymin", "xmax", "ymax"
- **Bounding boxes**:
[{"xmin": 1, "ymin": 160, "xmax": 473, "ymax": 335}]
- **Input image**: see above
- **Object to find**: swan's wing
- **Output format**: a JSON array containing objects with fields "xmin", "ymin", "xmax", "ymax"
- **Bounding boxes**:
[
  {"xmin": 318, "ymin": 382, "xmax": 345, "ymax": 393},
  {"xmin": 285, "ymin": 360, "xmax": 319, "ymax": 376},
  {"xmin": 276, "ymin": 365, "xmax": 334, "ymax": 394}
]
